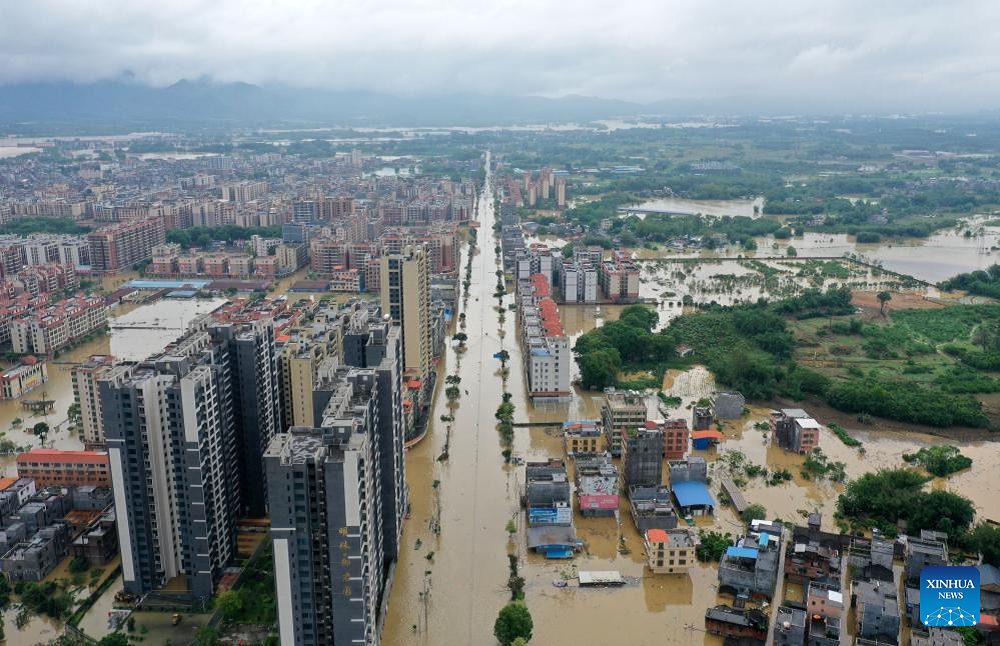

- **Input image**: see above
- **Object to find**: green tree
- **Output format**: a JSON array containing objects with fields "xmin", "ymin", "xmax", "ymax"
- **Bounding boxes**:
[
  {"xmin": 494, "ymin": 602, "xmax": 533, "ymax": 646},
  {"xmin": 195, "ymin": 626, "xmax": 220, "ymax": 646},
  {"xmin": 97, "ymin": 634, "xmax": 130, "ymax": 646},
  {"xmin": 214, "ymin": 590, "xmax": 243, "ymax": 622},
  {"xmin": 969, "ymin": 523, "xmax": 1000, "ymax": 567},
  {"xmin": 32, "ymin": 422, "xmax": 49, "ymax": 446},
  {"xmin": 577, "ymin": 348, "xmax": 621, "ymax": 390},
  {"xmin": 741, "ymin": 503, "xmax": 767, "ymax": 523},
  {"xmin": 877, "ymin": 291, "xmax": 892, "ymax": 315},
  {"xmin": 67, "ymin": 402, "xmax": 81, "ymax": 426}
]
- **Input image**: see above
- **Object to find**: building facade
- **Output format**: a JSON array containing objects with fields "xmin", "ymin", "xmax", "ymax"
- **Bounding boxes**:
[{"xmin": 101, "ymin": 316, "xmax": 280, "ymax": 597}]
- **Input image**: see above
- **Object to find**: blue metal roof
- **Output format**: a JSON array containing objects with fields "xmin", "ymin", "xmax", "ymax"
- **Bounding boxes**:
[
  {"xmin": 671, "ymin": 480, "xmax": 716, "ymax": 508},
  {"xmin": 125, "ymin": 279, "xmax": 211, "ymax": 289},
  {"xmin": 726, "ymin": 546, "xmax": 759, "ymax": 560}
]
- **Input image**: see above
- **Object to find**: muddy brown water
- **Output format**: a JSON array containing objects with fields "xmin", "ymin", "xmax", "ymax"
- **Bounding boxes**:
[{"xmin": 382, "ymin": 157, "xmax": 1000, "ymax": 646}]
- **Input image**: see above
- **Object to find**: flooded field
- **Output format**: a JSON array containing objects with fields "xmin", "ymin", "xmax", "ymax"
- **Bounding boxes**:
[
  {"xmin": 109, "ymin": 297, "xmax": 227, "ymax": 361},
  {"xmin": 636, "ymin": 257, "xmax": 936, "ymax": 314},
  {"xmin": 383, "ymin": 157, "xmax": 1000, "ymax": 645},
  {"xmin": 624, "ymin": 196, "xmax": 765, "ymax": 219},
  {"xmin": 531, "ymin": 213, "xmax": 1000, "ymax": 284}
]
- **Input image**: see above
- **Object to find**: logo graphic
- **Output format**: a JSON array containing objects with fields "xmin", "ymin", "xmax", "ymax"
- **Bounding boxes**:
[{"xmin": 921, "ymin": 566, "xmax": 980, "ymax": 627}]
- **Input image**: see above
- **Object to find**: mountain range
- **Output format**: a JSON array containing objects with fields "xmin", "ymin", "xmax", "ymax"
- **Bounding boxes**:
[{"xmin": 0, "ymin": 78, "xmax": 653, "ymax": 129}]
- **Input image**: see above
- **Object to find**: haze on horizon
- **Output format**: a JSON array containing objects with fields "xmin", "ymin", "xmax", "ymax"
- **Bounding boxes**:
[{"xmin": 3, "ymin": 0, "xmax": 1000, "ymax": 114}]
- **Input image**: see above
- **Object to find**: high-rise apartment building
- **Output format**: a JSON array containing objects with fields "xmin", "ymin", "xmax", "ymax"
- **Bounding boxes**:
[
  {"xmin": 266, "ymin": 361, "xmax": 404, "ymax": 646},
  {"xmin": 86, "ymin": 216, "xmax": 166, "ymax": 272},
  {"xmin": 72, "ymin": 354, "xmax": 115, "ymax": 448},
  {"xmin": 380, "ymin": 245, "xmax": 431, "ymax": 393},
  {"xmin": 276, "ymin": 308, "xmax": 344, "ymax": 429},
  {"xmin": 101, "ymin": 317, "xmax": 280, "ymax": 597}
]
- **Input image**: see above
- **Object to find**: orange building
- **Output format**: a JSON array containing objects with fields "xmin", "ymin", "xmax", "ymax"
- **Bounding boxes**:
[{"xmin": 16, "ymin": 448, "xmax": 111, "ymax": 487}]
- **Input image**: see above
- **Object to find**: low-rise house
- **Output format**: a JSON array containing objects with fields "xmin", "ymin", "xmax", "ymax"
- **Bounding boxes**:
[
  {"xmin": 718, "ymin": 521, "xmax": 783, "ymax": 600},
  {"xmin": 910, "ymin": 627, "xmax": 964, "ymax": 646},
  {"xmin": 692, "ymin": 405, "xmax": 713, "ymax": 430},
  {"xmin": 712, "ymin": 391, "xmax": 745, "ymax": 420},
  {"xmin": 0, "ymin": 357, "xmax": 48, "ymax": 400},
  {"xmin": 774, "ymin": 605, "xmax": 807, "ymax": 646},
  {"xmin": 904, "ymin": 530, "xmax": 948, "ymax": 585},
  {"xmin": 563, "ymin": 421, "xmax": 602, "ymax": 456},
  {"xmin": 852, "ymin": 579, "xmax": 900, "ymax": 645},
  {"xmin": 785, "ymin": 538, "xmax": 841, "ymax": 584},
  {"xmin": 806, "ymin": 581, "xmax": 843, "ymax": 646},
  {"xmin": 705, "ymin": 605, "xmax": 768, "ymax": 642},
  {"xmin": 629, "ymin": 485, "xmax": 678, "ymax": 532},
  {"xmin": 644, "ymin": 528, "xmax": 697, "ymax": 575},
  {"xmin": 524, "ymin": 459, "xmax": 577, "ymax": 559},
  {"xmin": 575, "ymin": 454, "xmax": 618, "ymax": 518},
  {"xmin": 69, "ymin": 507, "xmax": 117, "ymax": 565},
  {"xmin": 1, "ymin": 522, "xmax": 70, "ymax": 581},
  {"xmin": 16, "ymin": 448, "xmax": 110, "ymax": 487},
  {"xmin": 770, "ymin": 408, "xmax": 821, "ymax": 454}
]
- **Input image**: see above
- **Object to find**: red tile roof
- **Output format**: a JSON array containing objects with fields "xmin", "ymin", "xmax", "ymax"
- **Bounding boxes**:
[
  {"xmin": 16, "ymin": 448, "xmax": 110, "ymax": 465},
  {"xmin": 646, "ymin": 528, "xmax": 668, "ymax": 543}
]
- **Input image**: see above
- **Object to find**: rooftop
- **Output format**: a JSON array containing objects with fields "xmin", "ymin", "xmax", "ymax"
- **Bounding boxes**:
[{"xmin": 672, "ymin": 480, "xmax": 715, "ymax": 508}]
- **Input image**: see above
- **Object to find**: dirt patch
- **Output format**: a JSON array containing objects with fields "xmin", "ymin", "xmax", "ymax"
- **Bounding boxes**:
[{"xmin": 851, "ymin": 289, "xmax": 944, "ymax": 312}]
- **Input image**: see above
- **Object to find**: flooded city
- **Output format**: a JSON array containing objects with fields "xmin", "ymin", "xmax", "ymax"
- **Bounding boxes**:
[
  {"xmin": 3, "ymin": 31, "xmax": 1000, "ymax": 643},
  {"xmin": 380, "ymin": 157, "xmax": 1000, "ymax": 645}
]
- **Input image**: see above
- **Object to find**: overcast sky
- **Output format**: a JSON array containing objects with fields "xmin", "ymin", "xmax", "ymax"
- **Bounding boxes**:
[{"xmin": 3, "ymin": 0, "xmax": 1000, "ymax": 112}]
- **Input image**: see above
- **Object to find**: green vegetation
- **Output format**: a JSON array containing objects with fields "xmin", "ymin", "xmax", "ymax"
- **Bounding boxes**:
[
  {"xmin": 828, "ymin": 422, "xmax": 862, "ymax": 448},
  {"xmin": 574, "ymin": 304, "xmax": 671, "ymax": 389},
  {"xmin": 575, "ymin": 287, "xmax": 1000, "ymax": 428},
  {"xmin": 902, "ymin": 445, "xmax": 973, "ymax": 477},
  {"xmin": 15, "ymin": 579, "xmax": 75, "ymax": 620},
  {"xmin": 507, "ymin": 554, "xmax": 525, "ymax": 601},
  {"xmin": 494, "ymin": 602, "xmax": 533, "ymax": 645},
  {"xmin": 166, "ymin": 224, "xmax": 282, "ymax": 249},
  {"xmin": 800, "ymin": 448, "xmax": 847, "ymax": 482},
  {"xmin": 0, "ymin": 217, "xmax": 91, "ymax": 236},
  {"xmin": 837, "ymin": 468, "xmax": 975, "ymax": 541},
  {"xmin": 968, "ymin": 523, "xmax": 1000, "ymax": 568},
  {"xmin": 214, "ymin": 541, "xmax": 277, "ymax": 627},
  {"xmin": 941, "ymin": 264, "xmax": 1000, "ymax": 299},
  {"xmin": 741, "ymin": 503, "xmax": 767, "ymax": 523},
  {"xmin": 695, "ymin": 530, "xmax": 734, "ymax": 562}
]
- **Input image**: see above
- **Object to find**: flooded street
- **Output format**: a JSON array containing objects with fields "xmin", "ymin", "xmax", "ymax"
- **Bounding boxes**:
[{"xmin": 383, "ymin": 154, "xmax": 1000, "ymax": 645}]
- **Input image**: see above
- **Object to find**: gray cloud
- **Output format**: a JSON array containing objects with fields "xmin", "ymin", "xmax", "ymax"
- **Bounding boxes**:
[{"xmin": 2, "ymin": 0, "xmax": 1000, "ymax": 112}]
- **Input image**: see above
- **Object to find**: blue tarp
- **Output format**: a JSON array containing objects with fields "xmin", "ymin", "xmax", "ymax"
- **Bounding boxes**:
[
  {"xmin": 544, "ymin": 549, "xmax": 574, "ymax": 560},
  {"xmin": 726, "ymin": 546, "xmax": 759, "ymax": 560},
  {"xmin": 759, "ymin": 532, "xmax": 770, "ymax": 548},
  {"xmin": 671, "ymin": 480, "xmax": 716, "ymax": 509}
]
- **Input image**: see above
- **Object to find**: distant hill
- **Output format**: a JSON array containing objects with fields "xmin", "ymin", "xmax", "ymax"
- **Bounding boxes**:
[{"xmin": 0, "ymin": 78, "xmax": 648, "ymax": 129}]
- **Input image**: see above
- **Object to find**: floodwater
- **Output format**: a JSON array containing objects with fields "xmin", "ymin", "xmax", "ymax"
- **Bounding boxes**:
[
  {"xmin": 383, "ymin": 154, "xmax": 1000, "ymax": 645},
  {"xmin": 0, "ymin": 297, "xmax": 227, "ymax": 475},
  {"xmin": 0, "ymin": 146, "xmax": 41, "ymax": 159},
  {"xmin": 109, "ymin": 297, "xmax": 227, "ymax": 361},
  {"xmin": 635, "ymin": 257, "xmax": 937, "ymax": 312},
  {"xmin": 382, "ymin": 155, "xmax": 728, "ymax": 646},
  {"xmin": 633, "ymin": 215, "xmax": 1000, "ymax": 284},
  {"xmin": 625, "ymin": 196, "xmax": 765, "ymax": 219}
]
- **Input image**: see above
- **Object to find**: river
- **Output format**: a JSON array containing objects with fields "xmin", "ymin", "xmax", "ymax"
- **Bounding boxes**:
[{"xmin": 381, "ymin": 154, "xmax": 1000, "ymax": 645}]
